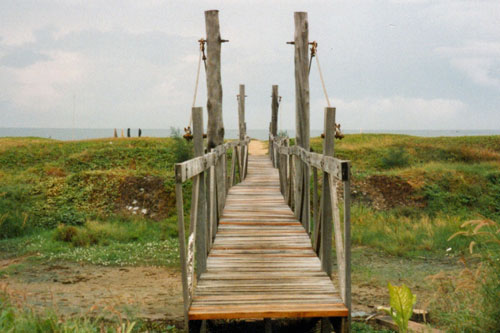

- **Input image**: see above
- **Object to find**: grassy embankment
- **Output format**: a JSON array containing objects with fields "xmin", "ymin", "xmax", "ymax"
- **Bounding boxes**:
[
  {"xmin": 309, "ymin": 134, "xmax": 500, "ymax": 331},
  {"xmin": 0, "ymin": 134, "xmax": 499, "ymax": 332}
]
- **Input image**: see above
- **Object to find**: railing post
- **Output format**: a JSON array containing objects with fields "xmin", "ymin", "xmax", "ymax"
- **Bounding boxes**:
[
  {"xmin": 238, "ymin": 84, "xmax": 246, "ymax": 141},
  {"xmin": 321, "ymin": 107, "xmax": 335, "ymax": 277},
  {"xmin": 343, "ymin": 163, "xmax": 352, "ymax": 331},
  {"xmin": 271, "ymin": 85, "xmax": 279, "ymax": 168},
  {"xmin": 175, "ymin": 182, "xmax": 189, "ymax": 329},
  {"xmin": 192, "ymin": 107, "xmax": 207, "ymax": 276}
]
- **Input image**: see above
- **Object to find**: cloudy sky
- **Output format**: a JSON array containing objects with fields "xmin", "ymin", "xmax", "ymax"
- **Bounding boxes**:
[{"xmin": 0, "ymin": 0, "xmax": 499, "ymax": 131}]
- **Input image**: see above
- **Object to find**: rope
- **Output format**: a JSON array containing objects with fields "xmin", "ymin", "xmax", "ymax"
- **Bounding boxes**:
[
  {"xmin": 188, "ymin": 39, "xmax": 207, "ymax": 129},
  {"xmin": 309, "ymin": 41, "xmax": 331, "ymax": 108}
]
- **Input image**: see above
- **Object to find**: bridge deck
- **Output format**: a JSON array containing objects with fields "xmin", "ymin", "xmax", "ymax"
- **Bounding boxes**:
[{"xmin": 188, "ymin": 155, "xmax": 348, "ymax": 320}]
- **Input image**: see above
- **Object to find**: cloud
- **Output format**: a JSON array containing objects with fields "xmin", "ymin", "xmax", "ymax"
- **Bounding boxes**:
[
  {"xmin": 0, "ymin": 51, "xmax": 85, "ymax": 110},
  {"xmin": 310, "ymin": 96, "xmax": 467, "ymax": 130},
  {"xmin": 436, "ymin": 41, "xmax": 500, "ymax": 90}
]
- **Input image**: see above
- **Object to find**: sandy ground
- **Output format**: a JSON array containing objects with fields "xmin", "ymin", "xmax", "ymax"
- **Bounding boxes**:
[
  {"xmin": 1, "ymin": 260, "xmax": 183, "ymax": 323},
  {"xmin": 248, "ymin": 140, "xmax": 267, "ymax": 155}
]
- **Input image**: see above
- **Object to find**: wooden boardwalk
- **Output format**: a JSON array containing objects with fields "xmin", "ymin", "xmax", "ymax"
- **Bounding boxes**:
[{"xmin": 188, "ymin": 154, "xmax": 348, "ymax": 321}]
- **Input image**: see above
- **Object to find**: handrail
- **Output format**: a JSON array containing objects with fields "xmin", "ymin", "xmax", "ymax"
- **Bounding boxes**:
[
  {"xmin": 268, "ymin": 108, "xmax": 351, "ymax": 325},
  {"xmin": 174, "ymin": 137, "xmax": 250, "ymax": 325}
]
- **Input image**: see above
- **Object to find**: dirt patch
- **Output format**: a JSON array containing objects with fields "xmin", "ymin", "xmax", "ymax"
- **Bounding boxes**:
[
  {"xmin": 117, "ymin": 176, "xmax": 175, "ymax": 220},
  {"xmin": 249, "ymin": 140, "xmax": 267, "ymax": 156},
  {"xmin": 352, "ymin": 175, "xmax": 424, "ymax": 210},
  {"xmin": 1, "ymin": 261, "xmax": 183, "ymax": 323}
]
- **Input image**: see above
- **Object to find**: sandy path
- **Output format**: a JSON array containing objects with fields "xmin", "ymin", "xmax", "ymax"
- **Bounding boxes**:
[{"xmin": 248, "ymin": 140, "xmax": 267, "ymax": 156}]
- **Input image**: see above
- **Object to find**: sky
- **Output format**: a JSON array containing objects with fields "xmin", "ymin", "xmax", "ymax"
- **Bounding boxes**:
[{"xmin": 0, "ymin": 0, "xmax": 499, "ymax": 131}]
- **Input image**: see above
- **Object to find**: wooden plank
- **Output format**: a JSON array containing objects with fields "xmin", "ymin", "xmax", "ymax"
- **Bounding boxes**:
[
  {"xmin": 189, "ymin": 303, "xmax": 348, "ymax": 320},
  {"xmin": 187, "ymin": 154, "xmax": 348, "ymax": 322},
  {"xmin": 175, "ymin": 154, "xmax": 216, "ymax": 183}
]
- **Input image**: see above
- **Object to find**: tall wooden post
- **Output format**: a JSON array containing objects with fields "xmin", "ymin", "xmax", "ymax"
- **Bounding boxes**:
[
  {"xmin": 321, "ymin": 107, "xmax": 335, "ymax": 276},
  {"xmin": 205, "ymin": 10, "xmax": 224, "ymax": 150},
  {"xmin": 321, "ymin": 107, "xmax": 335, "ymax": 333},
  {"xmin": 293, "ymin": 12, "xmax": 310, "ymax": 231},
  {"xmin": 271, "ymin": 85, "xmax": 279, "ymax": 137},
  {"xmin": 192, "ymin": 107, "xmax": 207, "ymax": 277},
  {"xmin": 238, "ymin": 84, "xmax": 246, "ymax": 141}
]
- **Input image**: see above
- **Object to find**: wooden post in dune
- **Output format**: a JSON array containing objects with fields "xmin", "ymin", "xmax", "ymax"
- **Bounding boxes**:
[
  {"xmin": 271, "ymin": 85, "xmax": 279, "ymax": 167},
  {"xmin": 238, "ymin": 84, "xmax": 246, "ymax": 141},
  {"xmin": 271, "ymin": 85, "xmax": 279, "ymax": 137},
  {"xmin": 192, "ymin": 107, "xmax": 207, "ymax": 277},
  {"xmin": 205, "ymin": 10, "xmax": 224, "ymax": 150},
  {"xmin": 293, "ymin": 12, "xmax": 310, "ymax": 232},
  {"xmin": 238, "ymin": 84, "xmax": 246, "ymax": 181}
]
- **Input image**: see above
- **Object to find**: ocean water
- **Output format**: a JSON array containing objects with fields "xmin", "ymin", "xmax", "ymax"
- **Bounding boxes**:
[{"xmin": 1, "ymin": 128, "xmax": 500, "ymax": 141}]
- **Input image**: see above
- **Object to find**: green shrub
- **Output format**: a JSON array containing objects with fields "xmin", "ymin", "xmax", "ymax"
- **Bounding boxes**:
[
  {"xmin": 380, "ymin": 147, "xmax": 410, "ymax": 169},
  {"xmin": 170, "ymin": 127, "xmax": 193, "ymax": 163}
]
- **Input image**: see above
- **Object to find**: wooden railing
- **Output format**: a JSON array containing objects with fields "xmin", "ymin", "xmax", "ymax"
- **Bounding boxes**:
[
  {"xmin": 269, "ymin": 107, "xmax": 352, "ymax": 321},
  {"xmin": 175, "ymin": 129, "xmax": 249, "ymax": 324}
]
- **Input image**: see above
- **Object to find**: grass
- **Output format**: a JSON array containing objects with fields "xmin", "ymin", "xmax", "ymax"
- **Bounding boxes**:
[
  {"xmin": 0, "ymin": 289, "xmax": 180, "ymax": 332},
  {"xmin": 1, "ymin": 134, "xmax": 500, "ymax": 331}
]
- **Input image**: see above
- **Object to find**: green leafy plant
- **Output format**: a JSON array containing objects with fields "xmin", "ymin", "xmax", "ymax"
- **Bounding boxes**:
[{"xmin": 384, "ymin": 283, "xmax": 416, "ymax": 333}]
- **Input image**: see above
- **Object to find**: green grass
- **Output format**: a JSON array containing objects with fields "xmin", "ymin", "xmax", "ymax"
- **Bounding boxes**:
[{"xmin": 2, "ymin": 134, "xmax": 500, "ymax": 331}]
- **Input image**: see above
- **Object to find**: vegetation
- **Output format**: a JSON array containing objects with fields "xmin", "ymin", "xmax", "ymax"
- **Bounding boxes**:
[
  {"xmin": 0, "ymin": 134, "xmax": 499, "ymax": 331},
  {"xmin": 384, "ymin": 283, "xmax": 416, "ymax": 333}
]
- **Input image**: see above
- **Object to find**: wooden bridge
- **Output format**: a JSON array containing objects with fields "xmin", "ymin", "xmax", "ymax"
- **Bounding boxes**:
[{"xmin": 174, "ymin": 10, "xmax": 351, "ymax": 333}]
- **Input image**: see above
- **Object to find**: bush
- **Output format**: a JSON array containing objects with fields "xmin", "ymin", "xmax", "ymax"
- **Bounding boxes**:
[
  {"xmin": 170, "ymin": 127, "xmax": 193, "ymax": 163},
  {"xmin": 380, "ymin": 147, "xmax": 410, "ymax": 169}
]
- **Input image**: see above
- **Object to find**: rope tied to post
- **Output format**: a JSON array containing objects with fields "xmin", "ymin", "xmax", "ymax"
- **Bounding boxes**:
[
  {"xmin": 185, "ymin": 39, "xmax": 208, "ymax": 141},
  {"xmin": 309, "ymin": 41, "xmax": 344, "ymax": 139}
]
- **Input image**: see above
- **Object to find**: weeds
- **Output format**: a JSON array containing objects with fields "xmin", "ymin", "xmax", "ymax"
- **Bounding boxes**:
[{"xmin": 427, "ymin": 219, "xmax": 500, "ymax": 332}]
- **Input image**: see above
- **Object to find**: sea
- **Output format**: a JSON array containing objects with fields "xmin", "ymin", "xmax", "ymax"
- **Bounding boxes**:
[{"xmin": 1, "ymin": 128, "xmax": 500, "ymax": 141}]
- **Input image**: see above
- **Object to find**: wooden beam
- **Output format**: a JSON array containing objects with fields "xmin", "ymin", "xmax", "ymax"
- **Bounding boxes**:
[
  {"xmin": 205, "ymin": 10, "xmax": 224, "ymax": 150},
  {"xmin": 175, "ymin": 154, "xmax": 216, "ymax": 183}
]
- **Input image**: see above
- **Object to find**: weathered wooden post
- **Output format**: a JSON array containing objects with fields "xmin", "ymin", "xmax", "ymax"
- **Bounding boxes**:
[
  {"xmin": 271, "ymin": 85, "xmax": 279, "ymax": 137},
  {"xmin": 192, "ymin": 107, "xmax": 207, "ymax": 277},
  {"xmin": 238, "ymin": 84, "xmax": 246, "ymax": 180},
  {"xmin": 205, "ymin": 10, "xmax": 226, "ymax": 224},
  {"xmin": 321, "ymin": 107, "xmax": 335, "ymax": 276},
  {"xmin": 205, "ymin": 10, "xmax": 224, "ymax": 150},
  {"xmin": 238, "ymin": 84, "xmax": 246, "ymax": 141},
  {"xmin": 271, "ymin": 85, "xmax": 279, "ymax": 167},
  {"xmin": 113, "ymin": 128, "xmax": 118, "ymax": 138},
  {"xmin": 320, "ymin": 106, "xmax": 335, "ymax": 333},
  {"xmin": 293, "ymin": 12, "xmax": 310, "ymax": 231}
]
